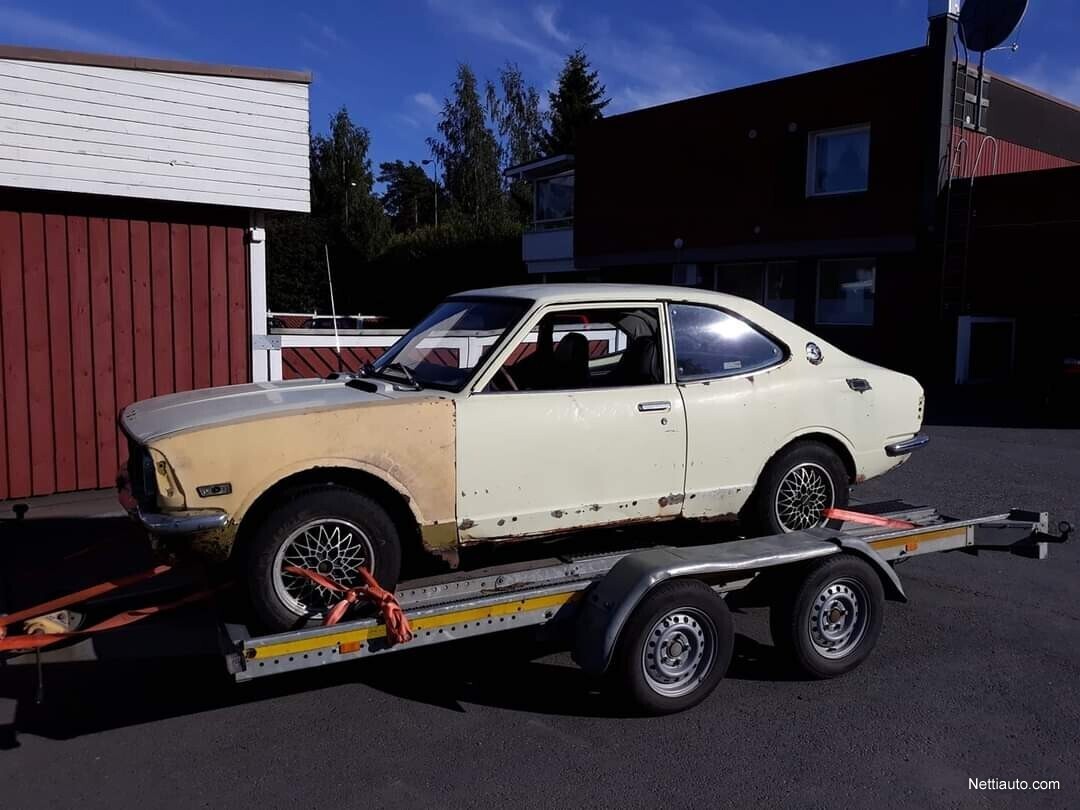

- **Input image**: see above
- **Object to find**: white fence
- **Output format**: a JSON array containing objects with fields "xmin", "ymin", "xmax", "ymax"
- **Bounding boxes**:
[{"xmin": 255, "ymin": 324, "xmax": 626, "ymax": 381}]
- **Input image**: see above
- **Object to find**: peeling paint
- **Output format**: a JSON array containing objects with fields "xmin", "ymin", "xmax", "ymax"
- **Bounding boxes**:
[
  {"xmin": 458, "ymin": 518, "xmax": 476, "ymax": 530},
  {"xmin": 658, "ymin": 493, "xmax": 685, "ymax": 508},
  {"xmin": 551, "ymin": 509, "xmax": 565, "ymax": 518}
]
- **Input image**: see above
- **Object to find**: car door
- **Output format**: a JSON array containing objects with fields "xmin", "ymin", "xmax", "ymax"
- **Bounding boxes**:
[
  {"xmin": 670, "ymin": 302, "xmax": 791, "ymax": 519},
  {"xmin": 455, "ymin": 302, "xmax": 686, "ymax": 541}
]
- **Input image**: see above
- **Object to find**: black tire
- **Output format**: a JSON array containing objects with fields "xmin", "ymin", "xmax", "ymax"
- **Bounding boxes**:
[
  {"xmin": 610, "ymin": 579, "xmax": 734, "ymax": 715},
  {"xmin": 769, "ymin": 554, "xmax": 884, "ymax": 679},
  {"xmin": 244, "ymin": 486, "xmax": 402, "ymax": 632},
  {"xmin": 749, "ymin": 440, "xmax": 849, "ymax": 535}
]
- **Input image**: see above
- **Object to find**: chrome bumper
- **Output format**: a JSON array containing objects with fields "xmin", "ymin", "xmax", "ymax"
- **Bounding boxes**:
[
  {"xmin": 885, "ymin": 434, "xmax": 930, "ymax": 457},
  {"xmin": 137, "ymin": 508, "xmax": 229, "ymax": 535}
]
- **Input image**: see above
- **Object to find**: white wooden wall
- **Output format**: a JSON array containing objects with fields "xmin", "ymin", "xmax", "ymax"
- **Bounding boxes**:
[{"xmin": 0, "ymin": 58, "xmax": 310, "ymax": 212}]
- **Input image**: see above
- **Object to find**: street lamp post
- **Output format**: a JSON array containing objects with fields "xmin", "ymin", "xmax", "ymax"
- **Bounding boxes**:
[{"xmin": 422, "ymin": 157, "xmax": 439, "ymax": 228}]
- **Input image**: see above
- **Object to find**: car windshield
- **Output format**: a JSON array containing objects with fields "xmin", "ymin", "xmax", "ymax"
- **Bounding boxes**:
[{"xmin": 370, "ymin": 297, "xmax": 531, "ymax": 391}]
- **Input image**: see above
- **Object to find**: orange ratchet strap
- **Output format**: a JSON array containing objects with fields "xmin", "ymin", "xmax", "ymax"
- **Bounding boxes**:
[
  {"xmin": 0, "ymin": 564, "xmax": 173, "ymax": 639},
  {"xmin": 0, "ymin": 581, "xmax": 227, "ymax": 652},
  {"xmin": 823, "ymin": 508, "xmax": 917, "ymax": 530},
  {"xmin": 285, "ymin": 565, "xmax": 414, "ymax": 645}
]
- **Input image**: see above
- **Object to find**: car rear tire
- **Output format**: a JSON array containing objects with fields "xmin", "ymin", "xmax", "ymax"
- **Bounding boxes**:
[
  {"xmin": 749, "ymin": 440, "xmax": 849, "ymax": 535},
  {"xmin": 244, "ymin": 486, "xmax": 402, "ymax": 632}
]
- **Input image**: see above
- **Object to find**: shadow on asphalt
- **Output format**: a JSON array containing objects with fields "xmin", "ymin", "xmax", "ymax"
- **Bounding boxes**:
[
  {"xmin": 0, "ymin": 625, "xmax": 811, "ymax": 745},
  {"xmin": 1, "ymin": 513, "xmax": 808, "ymax": 745}
]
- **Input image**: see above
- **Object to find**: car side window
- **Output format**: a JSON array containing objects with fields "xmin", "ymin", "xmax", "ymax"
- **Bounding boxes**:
[
  {"xmin": 671, "ymin": 304, "xmax": 785, "ymax": 381},
  {"xmin": 486, "ymin": 307, "xmax": 665, "ymax": 392}
]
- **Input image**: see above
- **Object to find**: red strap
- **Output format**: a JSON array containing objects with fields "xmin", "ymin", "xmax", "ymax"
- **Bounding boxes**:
[
  {"xmin": 0, "ymin": 565, "xmax": 173, "ymax": 633},
  {"xmin": 823, "ymin": 508, "xmax": 917, "ymax": 529},
  {"xmin": 285, "ymin": 565, "xmax": 413, "ymax": 645},
  {"xmin": 0, "ymin": 585, "xmax": 226, "ymax": 652}
]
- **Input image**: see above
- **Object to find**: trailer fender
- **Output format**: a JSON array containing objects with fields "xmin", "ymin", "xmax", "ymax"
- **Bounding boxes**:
[
  {"xmin": 835, "ymin": 537, "xmax": 907, "ymax": 603},
  {"xmin": 572, "ymin": 533, "xmax": 842, "ymax": 675}
]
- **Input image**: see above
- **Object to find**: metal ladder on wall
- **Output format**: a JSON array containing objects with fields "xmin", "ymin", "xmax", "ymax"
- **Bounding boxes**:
[{"xmin": 939, "ymin": 134, "xmax": 998, "ymax": 317}]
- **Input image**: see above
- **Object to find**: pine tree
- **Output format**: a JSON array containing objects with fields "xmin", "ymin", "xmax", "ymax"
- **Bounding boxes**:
[
  {"xmin": 545, "ymin": 49, "xmax": 610, "ymax": 156},
  {"xmin": 428, "ymin": 64, "xmax": 504, "ymax": 228}
]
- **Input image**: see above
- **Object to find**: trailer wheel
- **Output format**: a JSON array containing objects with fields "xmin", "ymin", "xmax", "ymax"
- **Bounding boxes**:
[
  {"xmin": 610, "ymin": 579, "xmax": 734, "ymax": 715},
  {"xmin": 770, "ymin": 554, "xmax": 884, "ymax": 679}
]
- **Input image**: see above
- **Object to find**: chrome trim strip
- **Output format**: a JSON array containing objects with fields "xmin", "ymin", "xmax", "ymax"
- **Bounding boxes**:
[{"xmin": 885, "ymin": 434, "xmax": 930, "ymax": 457}]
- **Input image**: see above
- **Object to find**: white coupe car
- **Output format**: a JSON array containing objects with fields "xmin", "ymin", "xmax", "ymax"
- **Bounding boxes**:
[{"xmin": 120, "ymin": 284, "xmax": 927, "ymax": 630}]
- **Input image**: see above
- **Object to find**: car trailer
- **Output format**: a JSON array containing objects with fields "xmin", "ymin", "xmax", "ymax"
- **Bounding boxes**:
[{"xmin": 1, "ymin": 502, "xmax": 1070, "ymax": 716}]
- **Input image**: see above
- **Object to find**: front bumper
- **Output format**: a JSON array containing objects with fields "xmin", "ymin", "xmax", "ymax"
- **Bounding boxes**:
[
  {"xmin": 885, "ymin": 433, "xmax": 930, "ymax": 457},
  {"xmin": 118, "ymin": 468, "xmax": 228, "ymax": 536},
  {"xmin": 137, "ymin": 508, "xmax": 229, "ymax": 536}
]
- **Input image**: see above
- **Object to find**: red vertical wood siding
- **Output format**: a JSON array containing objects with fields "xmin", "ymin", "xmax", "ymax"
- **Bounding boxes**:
[
  {"xmin": 951, "ymin": 126, "xmax": 1077, "ymax": 178},
  {"xmin": 0, "ymin": 196, "xmax": 251, "ymax": 500}
]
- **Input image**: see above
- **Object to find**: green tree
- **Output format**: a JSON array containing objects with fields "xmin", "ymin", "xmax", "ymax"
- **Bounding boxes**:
[
  {"xmin": 545, "ymin": 49, "xmax": 610, "ymax": 156},
  {"xmin": 428, "ymin": 64, "xmax": 504, "ymax": 228},
  {"xmin": 378, "ymin": 160, "xmax": 442, "ymax": 233},
  {"xmin": 487, "ymin": 63, "xmax": 547, "ymax": 224},
  {"xmin": 310, "ymin": 107, "xmax": 388, "ymax": 259}
]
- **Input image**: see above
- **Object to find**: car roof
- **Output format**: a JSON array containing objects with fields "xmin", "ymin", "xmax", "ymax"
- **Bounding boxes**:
[{"xmin": 455, "ymin": 283, "xmax": 750, "ymax": 308}]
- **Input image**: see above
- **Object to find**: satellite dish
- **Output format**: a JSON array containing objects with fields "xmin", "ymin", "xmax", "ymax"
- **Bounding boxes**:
[{"xmin": 958, "ymin": 0, "xmax": 1029, "ymax": 52}]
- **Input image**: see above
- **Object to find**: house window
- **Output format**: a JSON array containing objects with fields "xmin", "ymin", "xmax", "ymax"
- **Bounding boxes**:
[
  {"xmin": 817, "ymin": 259, "xmax": 875, "ymax": 326},
  {"xmin": 807, "ymin": 125, "xmax": 870, "ymax": 196},
  {"xmin": 764, "ymin": 262, "xmax": 798, "ymax": 321},
  {"xmin": 534, "ymin": 173, "xmax": 574, "ymax": 225}
]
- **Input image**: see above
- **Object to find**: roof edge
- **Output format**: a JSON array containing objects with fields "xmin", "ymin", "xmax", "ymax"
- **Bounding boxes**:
[{"xmin": 0, "ymin": 43, "xmax": 311, "ymax": 84}]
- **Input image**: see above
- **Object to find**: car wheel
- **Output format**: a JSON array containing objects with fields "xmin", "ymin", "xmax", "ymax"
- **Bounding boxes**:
[
  {"xmin": 244, "ymin": 486, "xmax": 402, "ymax": 632},
  {"xmin": 750, "ymin": 441, "xmax": 849, "ymax": 535}
]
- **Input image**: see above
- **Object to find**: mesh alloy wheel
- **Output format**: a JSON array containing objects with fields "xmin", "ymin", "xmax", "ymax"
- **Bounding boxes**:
[
  {"xmin": 773, "ymin": 462, "xmax": 835, "ymax": 532},
  {"xmin": 272, "ymin": 518, "xmax": 376, "ymax": 617}
]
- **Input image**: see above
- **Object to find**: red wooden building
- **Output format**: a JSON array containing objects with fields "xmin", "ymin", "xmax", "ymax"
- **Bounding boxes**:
[{"xmin": 0, "ymin": 46, "xmax": 311, "ymax": 501}]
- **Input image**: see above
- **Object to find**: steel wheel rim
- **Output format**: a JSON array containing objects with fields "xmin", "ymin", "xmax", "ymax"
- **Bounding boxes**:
[
  {"xmin": 807, "ymin": 576, "xmax": 869, "ymax": 659},
  {"xmin": 640, "ymin": 607, "xmax": 717, "ymax": 698},
  {"xmin": 272, "ymin": 518, "xmax": 375, "ymax": 617},
  {"xmin": 774, "ymin": 462, "xmax": 835, "ymax": 532}
]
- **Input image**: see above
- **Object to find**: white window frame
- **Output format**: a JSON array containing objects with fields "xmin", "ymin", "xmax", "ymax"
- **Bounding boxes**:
[
  {"xmin": 815, "ymin": 258, "xmax": 876, "ymax": 327},
  {"xmin": 532, "ymin": 170, "xmax": 575, "ymax": 227},
  {"xmin": 806, "ymin": 124, "xmax": 871, "ymax": 197},
  {"xmin": 955, "ymin": 315, "xmax": 1016, "ymax": 384}
]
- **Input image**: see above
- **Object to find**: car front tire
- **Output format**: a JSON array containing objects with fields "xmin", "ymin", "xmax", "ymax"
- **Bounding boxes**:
[
  {"xmin": 749, "ymin": 440, "xmax": 849, "ymax": 535},
  {"xmin": 244, "ymin": 486, "xmax": 403, "ymax": 632}
]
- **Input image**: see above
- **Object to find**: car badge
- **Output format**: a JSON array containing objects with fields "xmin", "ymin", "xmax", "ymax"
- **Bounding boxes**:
[{"xmin": 806, "ymin": 342, "xmax": 823, "ymax": 365}]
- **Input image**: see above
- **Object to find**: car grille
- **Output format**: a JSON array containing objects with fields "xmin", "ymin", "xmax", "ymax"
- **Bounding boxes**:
[{"xmin": 126, "ymin": 437, "xmax": 158, "ymax": 510}]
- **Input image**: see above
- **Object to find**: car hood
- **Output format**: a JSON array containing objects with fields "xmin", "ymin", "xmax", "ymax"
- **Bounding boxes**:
[{"xmin": 120, "ymin": 378, "xmax": 407, "ymax": 443}]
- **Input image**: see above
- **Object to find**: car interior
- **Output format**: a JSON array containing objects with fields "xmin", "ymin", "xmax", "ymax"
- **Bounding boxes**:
[{"xmin": 487, "ymin": 308, "xmax": 664, "ymax": 392}]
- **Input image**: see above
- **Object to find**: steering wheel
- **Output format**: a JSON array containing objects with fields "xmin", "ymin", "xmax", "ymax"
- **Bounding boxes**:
[{"xmin": 499, "ymin": 367, "xmax": 519, "ymax": 391}]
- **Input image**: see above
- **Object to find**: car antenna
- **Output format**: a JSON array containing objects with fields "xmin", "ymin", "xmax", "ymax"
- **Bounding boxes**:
[{"xmin": 324, "ymin": 244, "xmax": 343, "ymax": 372}]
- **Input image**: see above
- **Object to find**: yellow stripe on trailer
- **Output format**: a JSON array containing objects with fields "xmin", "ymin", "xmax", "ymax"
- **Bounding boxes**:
[
  {"xmin": 249, "ymin": 590, "xmax": 581, "ymax": 661},
  {"xmin": 869, "ymin": 526, "xmax": 968, "ymax": 551}
]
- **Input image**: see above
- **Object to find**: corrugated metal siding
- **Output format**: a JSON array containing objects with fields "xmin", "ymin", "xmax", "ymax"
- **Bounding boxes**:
[
  {"xmin": 952, "ymin": 126, "xmax": 1077, "ymax": 177},
  {"xmin": 0, "ymin": 58, "xmax": 310, "ymax": 211},
  {"xmin": 0, "ymin": 200, "xmax": 250, "ymax": 500}
]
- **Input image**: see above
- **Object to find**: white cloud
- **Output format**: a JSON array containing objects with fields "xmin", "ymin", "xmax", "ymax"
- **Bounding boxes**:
[
  {"xmin": 427, "ymin": 0, "xmax": 562, "ymax": 68},
  {"xmin": 0, "ymin": 6, "xmax": 148, "ymax": 54},
  {"xmin": 136, "ymin": 0, "xmax": 193, "ymax": 39},
  {"xmin": 412, "ymin": 91, "xmax": 441, "ymax": 115},
  {"xmin": 1008, "ymin": 57, "xmax": 1080, "ymax": 105},
  {"xmin": 534, "ymin": 5, "xmax": 571, "ymax": 45},
  {"xmin": 695, "ymin": 11, "xmax": 835, "ymax": 74}
]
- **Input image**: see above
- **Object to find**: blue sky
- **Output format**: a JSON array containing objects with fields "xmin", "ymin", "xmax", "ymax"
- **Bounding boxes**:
[{"xmin": 2, "ymin": 0, "xmax": 1078, "ymax": 171}]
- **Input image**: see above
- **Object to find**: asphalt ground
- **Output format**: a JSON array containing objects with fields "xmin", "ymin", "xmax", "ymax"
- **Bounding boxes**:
[{"xmin": 1, "ymin": 424, "xmax": 1078, "ymax": 809}]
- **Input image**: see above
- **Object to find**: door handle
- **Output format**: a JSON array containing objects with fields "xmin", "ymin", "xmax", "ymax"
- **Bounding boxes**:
[{"xmin": 637, "ymin": 400, "xmax": 671, "ymax": 413}]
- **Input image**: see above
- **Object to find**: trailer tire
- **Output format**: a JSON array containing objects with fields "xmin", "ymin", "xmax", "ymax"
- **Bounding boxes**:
[
  {"xmin": 610, "ymin": 579, "xmax": 734, "ymax": 715},
  {"xmin": 770, "ymin": 554, "xmax": 884, "ymax": 679},
  {"xmin": 245, "ymin": 486, "xmax": 402, "ymax": 632}
]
